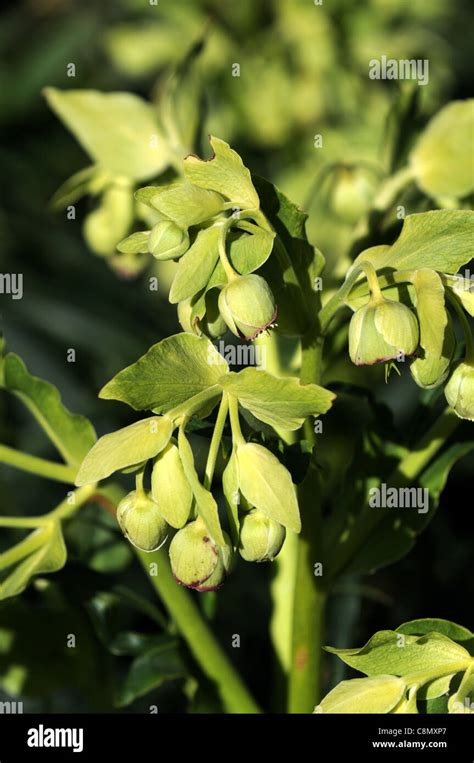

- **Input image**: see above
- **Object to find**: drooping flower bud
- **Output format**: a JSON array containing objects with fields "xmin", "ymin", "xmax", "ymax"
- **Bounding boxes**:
[
  {"xmin": 117, "ymin": 490, "xmax": 168, "ymax": 552},
  {"xmin": 410, "ymin": 317, "xmax": 455, "ymax": 389},
  {"xmin": 148, "ymin": 220, "xmax": 189, "ymax": 260},
  {"xmin": 169, "ymin": 519, "xmax": 232, "ymax": 591},
  {"xmin": 349, "ymin": 295, "xmax": 419, "ymax": 366},
  {"xmin": 239, "ymin": 509, "xmax": 286, "ymax": 562},
  {"xmin": 444, "ymin": 360, "xmax": 474, "ymax": 420},
  {"xmin": 218, "ymin": 274, "xmax": 277, "ymax": 340}
]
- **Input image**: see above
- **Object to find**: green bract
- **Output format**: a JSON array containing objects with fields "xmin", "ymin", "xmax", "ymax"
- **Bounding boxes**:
[
  {"xmin": 99, "ymin": 333, "xmax": 228, "ymax": 414},
  {"xmin": 184, "ymin": 136, "xmax": 260, "ymax": 209},
  {"xmin": 145, "ymin": 182, "xmax": 225, "ymax": 227},
  {"xmin": 444, "ymin": 361, "xmax": 474, "ymax": 421},
  {"xmin": 169, "ymin": 520, "xmax": 233, "ymax": 592},
  {"xmin": 320, "ymin": 623, "xmax": 474, "ymax": 714},
  {"xmin": 239, "ymin": 509, "xmax": 286, "ymax": 563},
  {"xmin": 151, "ymin": 443, "xmax": 192, "ymax": 529},
  {"xmin": 236, "ymin": 442, "xmax": 301, "ymax": 533},
  {"xmin": 411, "ymin": 317, "xmax": 455, "ymax": 389},
  {"xmin": 44, "ymin": 88, "xmax": 170, "ymax": 181},
  {"xmin": 350, "ymin": 211, "xmax": 474, "ymax": 279},
  {"xmin": 75, "ymin": 415, "xmax": 173, "ymax": 486},
  {"xmin": 117, "ymin": 490, "xmax": 168, "ymax": 552},
  {"xmin": 349, "ymin": 294, "xmax": 419, "ymax": 366},
  {"xmin": 220, "ymin": 368, "xmax": 335, "ymax": 430},
  {"xmin": 410, "ymin": 269, "xmax": 452, "ymax": 388},
  {"xmin": 218, "ymin": 274, "xmax": 277, "ymax": 340}
]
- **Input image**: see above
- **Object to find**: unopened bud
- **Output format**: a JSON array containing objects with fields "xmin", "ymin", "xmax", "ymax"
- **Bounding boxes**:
[
  {"xmin": 218, "ymin": 274, "xmax": 277, "ymax": 340},
  {"xmin": 349, "ymin": 295, "xmax": 419, "ymax": 366},
  {"xmin": 239, "ymin": 509, "xmax": 286, "ymax": 562},
  {"xmin": 117, "ymin": 490, "xmax": 168, "ymax": 552},
  {"xmin": 148, "ymin": 221, "xmax": 189, "ymax": 260},
  {"xmin": 169, "ymin": 519, "xmax": 232, "ymax": 591},
  {"xmin": 444, "ymin": 360, "xmax": 474, "ymax": 421}
]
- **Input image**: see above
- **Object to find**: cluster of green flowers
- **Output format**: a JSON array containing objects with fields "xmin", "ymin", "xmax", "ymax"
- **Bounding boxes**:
[
  {"xmin": 66, "ymin": 129, "xmax": 472, "ymax": 592},
  {"xmin": 118, "ymin": 136, "xmax": 279, "ymax": 341},
  {"xmin": 348, "ymin": 260, "xmax": 474, "ymax": 421},
  {"xmin": 79, "ymin": 414, "xmax": 298, "ymax": 592}
]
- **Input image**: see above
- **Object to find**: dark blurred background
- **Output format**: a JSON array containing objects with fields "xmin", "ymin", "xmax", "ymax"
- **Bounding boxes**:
[{"xmin": 0, "ymin": 0, "xmax": 473, "ymax": 712}]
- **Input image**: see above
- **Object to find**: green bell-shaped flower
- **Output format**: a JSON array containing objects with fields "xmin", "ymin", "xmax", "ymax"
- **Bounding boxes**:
[
  {"xmin": 444, "ymin": 360, "xmax": 474, "ymax": 420},
  {"xmin": 117, "ymin": 490, "xmax": 168, "ymax": 552},
  {"xmin": 239, "ymin": 509, "xmax": 286, "ymax": 563},
  {"xmin": 148, "ymin": 220, "xmax": 189, "ymax": 261},
  {"xmin": 349, "ymin": 294, "xmax": 419, "ymax": 366},
  {"xmin": 218, "ymin": 274, "xmax": 277, "ymax": 340},
  {"xmin": 411, "ymin": 317, "xmax": 455, "ymax": 389},
  {"xmin": 169, "ymin": 518, "xmax": 232, "ymax": 592}
]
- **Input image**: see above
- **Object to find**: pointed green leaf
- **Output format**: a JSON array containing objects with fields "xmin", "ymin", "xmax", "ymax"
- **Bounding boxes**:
[
  {"xmin": 184, "ymin": 136, "xmax": 260, "ymax": 209},
  {"xmin": 353, "ymin": 211, "xmax": 474, "ymax": 276},
  {"xmin": 50, "ymin": 165, "xmax": 97, "ymax": 210},
  {"xmin": 418, "ymin": 674, "xmax": 455, "ymax": 701},
  {"xmin": 411, "ymin": 269, "xmax": 447, "ymax": 359},
  {"xmin": 117, "ymin": 231, "xmax": 150, "ymax": 254},
  {"xmin": 396, "ymin": 618, "xmax": 474, "ymax": 644},
  {"xmin": 169, "ymin": 226, "xmax": 221, "ymax": 304},
  {"xmin": 325, "ymin": 631, "xmax": 471, "ymax": 677},
  {"xmin": 391, "ymin": 685, "xmax": 419, "ymax": 713},
  {"xmin": 410, "ymin": 100, "xmax": 474, "ymax": 198},
  {"xmin": 444, "ymin": 275, "xmax": 474, "ymax": 316},
  {"xmin": 44, "ymin": 88, "xmax": 170, "ymax": 181},
  {"xmin": 222, "ymin": 451, "xmax": 240, "ymax": 546},
  {"xmin": 254, "ymin": 175, "xmax": 322, "ymax": 336},
  {"xmin": 151, "ymin": 443, "xmax": 192, "ymax": 529},
  {"xmin": 115, "ymin": 637, "xmax": 185, "ymax": 708},
  {"xmin": 3, "ymin": 353, "xmax": 96, "ymax": 468},
  {"xmin": 220, "ymin": 369, "xmax": 335, "ymax": 430},
  {"xmin": 100, "ymin": 334, "xmax": 228, "ymax": 413},
  {"xmin": 149, "ymin": 182, "xmax": 224, "ymax": 228},
  {"xmin": 236, "ymin": 442, "xmax": 300, "ymax": 532},
  {"xmin": 317, "ymin": 676, "xmax": 405, "ymax": 714},
  {"xmin": 206, "ymin": 227, "xmax": 275, "ymax": 289},
  {"xmin": 178, "ymin": 428, "xmax": 225, "ymax": 545},
  {"xmin": 0, "ymin": 522, "xmax": 66, "ymax": 601},
  {"xmin": 76, "ymin": 416, "xmax": 173, "ymax": 486}
]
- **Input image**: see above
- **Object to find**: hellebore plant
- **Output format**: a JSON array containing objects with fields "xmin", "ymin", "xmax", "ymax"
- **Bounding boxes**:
[{"xmin": 0, "ymin": 85, "xmax": 473, "ymax": 715}]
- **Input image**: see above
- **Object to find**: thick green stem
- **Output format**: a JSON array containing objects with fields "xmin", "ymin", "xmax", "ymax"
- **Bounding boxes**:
[
  {"xmin": 288, "ymin": 462, "xmax": 326, "ymax": 713},
  {"xmin": 287, "ymin": 324, "xmax": 327, "ymax": 713},
  {"xmin": 228, "ymin": 395, "xmax": 245, "ymax": 447},
  {"xmin": 137, "ymin": 548, "xmax": 261, "ymax": 713},
  {"xmin": 0, "ymin": 444, "xmax": 77, "ymax": 484}
]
